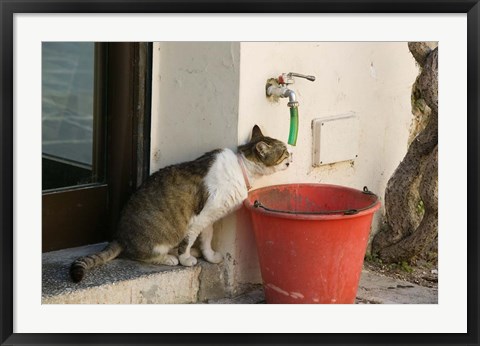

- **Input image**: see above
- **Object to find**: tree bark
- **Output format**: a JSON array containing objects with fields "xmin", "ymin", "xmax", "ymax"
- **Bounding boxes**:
[
  {"xmin": 371, "ymin": 44, "xmax": 438, "ymax": 263},
  {"xmin": 376, "ymin": 145, "xmax": 438, "ymax": 262}
]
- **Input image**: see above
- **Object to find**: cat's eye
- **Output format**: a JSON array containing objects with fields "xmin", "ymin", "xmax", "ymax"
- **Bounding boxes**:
[{"xmin": 274, "ymin": 149, "xmax": 289, "ymax": 164}]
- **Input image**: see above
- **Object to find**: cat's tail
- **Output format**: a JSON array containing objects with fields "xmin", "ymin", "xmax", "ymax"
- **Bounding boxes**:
[{"xmin": 70, "ymin": 241, "xmax": 123, "ymax": 283}]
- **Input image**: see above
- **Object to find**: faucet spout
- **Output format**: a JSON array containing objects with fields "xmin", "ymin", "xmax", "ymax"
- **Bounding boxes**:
[
  {"xmin": 266, "ymin": 85, "xmax": 297, "ymax": 104},
  {"xmin": 284, "ymin": 88, "xmax": 297, "ymax": 104}
]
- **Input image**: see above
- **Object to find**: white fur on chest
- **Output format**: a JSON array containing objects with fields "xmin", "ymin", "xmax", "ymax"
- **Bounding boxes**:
[
  {"xmin": 187, "ymin": 149, "xmax": 248, "ymax": 233},
  {"xmin": 204, "ymin": 148, "xmax": 248, "ymax": 214}
]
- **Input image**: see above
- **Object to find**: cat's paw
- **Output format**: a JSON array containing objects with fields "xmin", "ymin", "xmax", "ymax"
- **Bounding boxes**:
[
  {"xmin": 164, "ymin": 254, "xmax": 179, "ymax": 266},
  {"xmin": 203, "ymin": 250, "xmax": 224, "ymax": 264},
  {"xmin": 179, "ymin": 255, "xmax": 198, "ymax": 267},
  {"xmin": 147, "ymin": 254, "xmax": 178, "ymax": 266}
]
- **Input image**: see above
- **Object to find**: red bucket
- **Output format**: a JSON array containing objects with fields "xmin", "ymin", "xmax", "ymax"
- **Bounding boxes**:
[{"xmin": 244, "ymin": 184, "xmax": 380, "ymax": 304}]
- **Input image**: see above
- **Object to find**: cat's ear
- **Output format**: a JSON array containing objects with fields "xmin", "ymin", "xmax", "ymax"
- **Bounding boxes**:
[
  {"xmin": 255, "ymin": 141, "xmax": 271, "ymax": 158},
  {"xmin": 251, "ymin": 125, "xmax": 264, "ymax": 141}
]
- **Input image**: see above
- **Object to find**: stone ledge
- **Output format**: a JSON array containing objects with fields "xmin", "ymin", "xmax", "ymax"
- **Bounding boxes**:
[
  {"xmin": 42, "ymin": 243, "xmax": 226, "ymax": 304},
  {"xmin": 42, "ymin": 244, "xmax": 438, "ymax": 305}
]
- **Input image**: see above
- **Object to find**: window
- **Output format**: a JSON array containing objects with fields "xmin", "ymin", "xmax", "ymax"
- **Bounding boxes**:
[
  {"xmin": 42, "ymin": 42, "xmax": 102, "ymax": 189},
  {"xmin": 42, "ymin": 42, "xmax": 152, "ymax": 252}
]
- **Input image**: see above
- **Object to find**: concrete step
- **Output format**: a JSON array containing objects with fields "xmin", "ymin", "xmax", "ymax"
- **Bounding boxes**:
[
  {"xmin": 43, "ymin": 243, "xmax": 437, "ymax": 304},
  {"xmin": 42, "ymin": 243, "xmax": 227, "ymax": 304}
]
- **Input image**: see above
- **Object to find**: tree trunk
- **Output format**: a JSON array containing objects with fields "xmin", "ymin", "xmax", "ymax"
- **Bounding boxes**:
[
  {"xmin": 376, "ymin": 145, "xmax": 438, "ymax": 262},
  {"xmin": 371, "ymin": 43, "xmax": 438, "ymax": 263}
]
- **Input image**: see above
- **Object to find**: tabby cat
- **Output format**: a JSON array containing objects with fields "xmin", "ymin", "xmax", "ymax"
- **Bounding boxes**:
[{"xmin": 70, "ymin": 125, "xmax": 291, "ymax": 282}]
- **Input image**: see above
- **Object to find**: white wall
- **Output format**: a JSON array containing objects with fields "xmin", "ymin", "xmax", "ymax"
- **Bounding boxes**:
[
  {"xmin": 151, "ymin": 42, "xmax": 419, "ymax": 292},
  {"xmin": 150, "ymin": 42, "xmax": 240, "ymax": 170},
  {"xmin": 238, "ymin": 42, "xmax": 416, "ymax": 193}
]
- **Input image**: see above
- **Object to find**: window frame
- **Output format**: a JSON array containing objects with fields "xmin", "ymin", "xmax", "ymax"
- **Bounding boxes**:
[{"xmin": 42, "ymin": 42, "xmax": 152, "ymax": 252}]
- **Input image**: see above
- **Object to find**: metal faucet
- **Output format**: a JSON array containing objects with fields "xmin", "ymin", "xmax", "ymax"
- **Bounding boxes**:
[
  {"xmin": 266, "ymin": 72, "xmax": 316, "ymax": 104},
  {"xmin": 265, "ymin": 72, "xmax": 316, "ymax": 146}
]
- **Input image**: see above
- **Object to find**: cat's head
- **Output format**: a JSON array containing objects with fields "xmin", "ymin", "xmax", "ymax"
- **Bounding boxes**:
[{"xmin": 238, "ymin": 125, "xmax": 292, "ymax": 175}]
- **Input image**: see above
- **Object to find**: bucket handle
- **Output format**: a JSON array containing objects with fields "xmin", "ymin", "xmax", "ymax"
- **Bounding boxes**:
[{"xmin": 253, "ymin": 186, "xmax": 378, "ymax": 216}]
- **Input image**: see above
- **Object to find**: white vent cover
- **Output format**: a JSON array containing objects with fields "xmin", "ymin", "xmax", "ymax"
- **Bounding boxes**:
[{"xmin": 312, "ymin": 113, "xmax": 360, "ymax": 166}]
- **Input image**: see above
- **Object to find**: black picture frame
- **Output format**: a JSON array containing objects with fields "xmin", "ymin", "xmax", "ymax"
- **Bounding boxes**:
[{"xmin": 1, "ymin": 1, "xmax": 478, "ymax": 345}]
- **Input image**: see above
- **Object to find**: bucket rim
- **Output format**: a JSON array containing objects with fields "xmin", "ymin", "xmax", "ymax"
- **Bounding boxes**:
[{"xmin": 244, "ymin": 183, "xmax": 381, "ymax": 220}]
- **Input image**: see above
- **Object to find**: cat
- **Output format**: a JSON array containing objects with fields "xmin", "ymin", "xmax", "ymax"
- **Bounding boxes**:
[{"xmin": 70, "ymin": 125, "xmax": 292, "ymax": 282}]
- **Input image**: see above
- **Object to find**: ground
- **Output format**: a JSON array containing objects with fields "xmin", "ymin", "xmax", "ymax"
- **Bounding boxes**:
[{"xmin": 364, "ymin": 253, "xmax": 438, "ymax": 289}]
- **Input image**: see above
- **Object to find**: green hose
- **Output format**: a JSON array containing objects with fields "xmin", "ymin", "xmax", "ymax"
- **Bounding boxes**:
[{"xmin": 288, "ymin": 106, "xmax": 299, "ymax": 146}]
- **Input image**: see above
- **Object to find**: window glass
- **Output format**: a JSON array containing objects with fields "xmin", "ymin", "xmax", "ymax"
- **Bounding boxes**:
[{"xmin": 42, "ymin": 42, "xmax": 100, "ymax": 190}]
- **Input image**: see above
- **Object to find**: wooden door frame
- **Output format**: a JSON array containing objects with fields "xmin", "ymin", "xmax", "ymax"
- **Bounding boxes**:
[{"xmin": 42, "ymin": 42, "xmax": 152, "ymax": 252}]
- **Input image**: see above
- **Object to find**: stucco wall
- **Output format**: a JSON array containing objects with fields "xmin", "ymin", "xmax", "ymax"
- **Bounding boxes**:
[
  {"xmin": 238, "ymin": 42, "xmax": 416, "ymax": 194},
  {"xmin": 234, "ymin": 42, "xmax": 418, "ymax": 287},
  {"xmin": 150, "ymin": 42, "xmax": 240, "ymax": 170},
  {"xmin": 151, "ymin": 42, "xmax": 419, "ymax": 292}
]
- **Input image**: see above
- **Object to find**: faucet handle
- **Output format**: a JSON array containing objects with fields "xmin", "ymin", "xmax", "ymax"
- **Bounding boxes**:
[
  {"xmin": 288, "ymin": 72, "xmax": 316, "ymax": 82},
  {"xmin": 278, "ymin": 72, "xmax": 316, "ymax": 85}
]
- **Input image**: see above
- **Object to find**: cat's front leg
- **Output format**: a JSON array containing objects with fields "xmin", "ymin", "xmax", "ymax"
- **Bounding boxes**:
[
  {"xmin": 178, "ymin": 230, "xmax": 199, "ymax": 266},
  {"xmin": 200, "ymin": 225, "xmax": 223, "ymax": 264}
]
